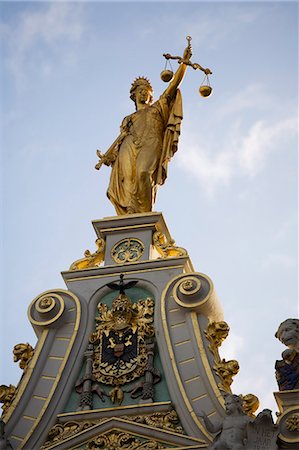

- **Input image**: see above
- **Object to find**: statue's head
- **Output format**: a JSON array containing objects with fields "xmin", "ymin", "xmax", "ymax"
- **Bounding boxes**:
[
  {"xmin": 275, "ymin": 318, "xmax": 299, "ymax": 352},
  {"xmin": 224, "ymin": 394, "xmax": 244, "ymax": 415},
  {"xmin": 130, "ymin": 77, "xmax": 153, "ymax": 108}
]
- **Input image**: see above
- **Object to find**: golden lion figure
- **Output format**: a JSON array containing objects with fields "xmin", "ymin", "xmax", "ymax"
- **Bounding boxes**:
[
  {"xmin": 0, "ymin": 384, "xmax": 16, "ymax": 413},
  {"xmin": 13, "ymin": 343, "xmax": 34, "ymax": 370}
]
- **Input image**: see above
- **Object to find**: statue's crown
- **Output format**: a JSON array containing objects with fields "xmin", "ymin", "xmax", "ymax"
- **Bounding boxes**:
[{"xmin": 130, "ymin": 76, "xmax": 153, "ymax": 94}]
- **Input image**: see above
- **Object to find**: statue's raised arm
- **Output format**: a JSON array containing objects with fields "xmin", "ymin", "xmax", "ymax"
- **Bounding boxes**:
[
  {"xmin": 96, "ymin": 36, "xmax": 212, "ymax": 216},
  {"xmin": 163, "ymin": 39, "xmax": 193, "ymax": 100}
]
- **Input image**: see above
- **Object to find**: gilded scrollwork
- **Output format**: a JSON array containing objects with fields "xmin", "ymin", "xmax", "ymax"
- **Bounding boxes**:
[
  {"xmin": 85, "ymin": 431, "xmax": 165, "ymax": 449},
  {"xmin": 204, "ymin": 321, "xmax": 230, "ymax": 362},
  {"xmin": 13, "ymin": 343, "xmax": 34, "ymax": 371},
  {"xmin": 42, "ymin": 420, "xmax": 100, "ymax": 448},
  {"xmin": 153, "ymin": 231, "xmax": 187, "ymax": 259},
  {"xmin": 0, "ymin": 384, "xmax": 17, "ymax": 415},
  {"xmin": 42, "ymin": 411, "xmax": 183, "ymax": 448},
  {"xmin": 214, "ymin": 358, "xmax": 239, "ymax": 392},
  {"xmin": 205, "ymin": 321, "xmax": 240, "ymax": 392},
  {"xmin": 286, "ymin": 413, "xmax": 299, "ymax": 432},
  {"xmin": 70, "ymin": 238, "xmax": 105, "ymax": 271},
  {"xmin": 111, "ymin": 238, "xmax": 145, "ymax": 264},
  {"xmin": 123, "ymin": 410, "xmax": 184, "ymax": 434}
]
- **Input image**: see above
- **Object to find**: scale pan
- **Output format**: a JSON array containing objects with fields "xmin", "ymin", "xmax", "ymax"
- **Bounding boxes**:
[
  {"xmin": 160, "ymin": 70, "xmax": 174, "ymax": 82},
  {"xmin": 199, "ymin": 85, "xmax": 212, "ymax": 97}
]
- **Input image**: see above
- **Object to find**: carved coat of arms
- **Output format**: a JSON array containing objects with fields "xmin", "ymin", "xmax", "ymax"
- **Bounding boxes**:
[{"xmin": 89, "ymin": 293, "xmax": 154, "ymax": 387}]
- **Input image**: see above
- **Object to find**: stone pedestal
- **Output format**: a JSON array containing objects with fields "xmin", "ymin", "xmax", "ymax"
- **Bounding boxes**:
[{"xmin": 274, "ymin": 390, "xmax": 299, "ymax": 449}]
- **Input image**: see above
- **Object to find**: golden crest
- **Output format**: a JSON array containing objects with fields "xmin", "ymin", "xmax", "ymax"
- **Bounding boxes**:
[{"xmin": 89, "ymin": 294, "xmax": 154, "ymax": 387}]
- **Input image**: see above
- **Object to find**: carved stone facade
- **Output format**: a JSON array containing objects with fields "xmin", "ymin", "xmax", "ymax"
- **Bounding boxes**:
[{"xmin": 2, "ymin": 214, "xmax": 298, "ymax": 449}]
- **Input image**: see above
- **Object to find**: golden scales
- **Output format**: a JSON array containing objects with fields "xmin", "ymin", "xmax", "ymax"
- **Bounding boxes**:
[{"xmin": 161, "ymin": 35, "xmax": 213, "ymax": 97}]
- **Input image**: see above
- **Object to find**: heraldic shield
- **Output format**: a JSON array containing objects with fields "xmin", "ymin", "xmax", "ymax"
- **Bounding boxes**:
[{"xmin": 89, "ymin": 292, "xmax": 155, "ymax": 386}]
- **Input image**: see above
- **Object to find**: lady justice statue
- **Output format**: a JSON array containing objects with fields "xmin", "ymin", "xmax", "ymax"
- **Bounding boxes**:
[{"xmin": 95, "ymin": 37, "xmax": 212, "ymax": 215}]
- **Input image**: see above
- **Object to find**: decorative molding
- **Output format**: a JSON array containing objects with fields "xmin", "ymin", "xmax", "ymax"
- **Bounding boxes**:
[
  {"xmin": 42, "ymin": 420, "xmax": 100, "ymax": 448},
  {"xmin": 84, "ymin": 429, "xmax": 167, "ymax": 449},
  {"xmin": 214, "ymin": 359, "xmax": 239, "ymax": 392},
  {"xmin": 122, "ymin": 410, "xmax": 184, "ymax": 434}
]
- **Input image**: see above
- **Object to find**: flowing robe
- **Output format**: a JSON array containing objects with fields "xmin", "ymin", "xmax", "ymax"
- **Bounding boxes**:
[{"xmin": 107, "ymin": 90, "xmax": 183, "ymax": 215}]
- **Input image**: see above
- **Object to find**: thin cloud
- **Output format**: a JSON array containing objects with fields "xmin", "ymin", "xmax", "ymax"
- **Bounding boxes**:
[
  {"xmin": 238, "ymin": 117, "xmax": 297, "ymax": 176},
  {"xmin": 168, "ymin": 3, "xmax": 264, "ymax": 50},
  {"xmin": 218, "ymin": 83, "xmax": 275, "ymax": 117},
  {"xmin": 177, "ymin": 96, "xmax": 297, "ymax": 196},
  {"xmin": 1, "ymin": 3, "xmax": 85, "ymax": 86}
]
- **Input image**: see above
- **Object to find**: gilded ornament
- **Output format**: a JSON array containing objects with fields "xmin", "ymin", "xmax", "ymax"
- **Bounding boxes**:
[
  {"xmin": 124, "ymin": 410, "xmax": 184, "ymax": 434},
  {"xmin": 214, "ymin": 358, "xmax": 239, "ymax": 392},
  {"xmin": 241, "ymin": 393, "xmax": 260, "ymax": 418},
  {"xmin": 89, "ymin": 293, "xmax": 155, "ymax": 395},
  {"xmin": 0, "ymin": 385, "xmax": 16, "ymax": 414},
  {"xmin": 286, "ymin": 414, "xmax": 299, "ymax": 432},
  {"xmin": 13, "ymin": 343, "xmax": 34, "ymax": 371},
  {"xmin": 181, "ymin": 279, "xmax": 194, "ymax": 291},
  {"xmin": 70, "ymin": 238, "xmax": 105, "ymax": 271},
  {"xmin": 38, "ymin": 296, "xmax": 55, "ymax": 310},
  {"xmin": 86, "ymin": 430, "xmax": 165, "ymax": 449},
  {"xmin": 153, "ymin": 231, "xmax": 187, "ymax": 259},
  {"xmin": 178, "ymin": 277, "xmax": 201, "ymax": 296},
  {"xmin": 111, "ymin": 238, "xmax": 144, "ymax": 264},
  {"xmin": 42, "ymin": 420, "xmax": 99, "ymax": 448},
  {"xmin": 109, "ymin": 384, "xmax": 124, "ymax": 405},
  {"xmin": 204, "ymin": 321, "xmax": 230, "ymax": 362}
]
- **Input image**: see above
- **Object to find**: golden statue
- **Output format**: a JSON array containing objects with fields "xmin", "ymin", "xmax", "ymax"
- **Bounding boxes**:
[{"xmin": 96, "ymin": 37, "xmax": 211, "ymax": 215}]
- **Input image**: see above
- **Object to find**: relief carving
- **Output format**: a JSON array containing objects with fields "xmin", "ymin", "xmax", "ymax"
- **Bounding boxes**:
[
  {"xmin": 70, "ymin": 238, "xmax": 105, "ymax": 270},
  {"xmin": 0, "ymin": 385, "xmax": 16, "ymax": 415},
  {"xmin": 13, "ymin": 343, "xmax": 34, "ymax": 371},
  {"xmin": 153, "ymin": 231, "xmax": 187, "ymax": 258},
  {"xmin": 76, "ymin": 275, "xmax": 160, "ymax": 407},
  {"xmin": 85, "ymin": 430, "xmax": 165, "ymax": 449}
]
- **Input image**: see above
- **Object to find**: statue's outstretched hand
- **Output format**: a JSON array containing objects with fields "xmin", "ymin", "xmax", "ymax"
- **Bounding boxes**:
[{"xmin": 183, "ymin": 44, "xmax": 192, "ymax": 62}]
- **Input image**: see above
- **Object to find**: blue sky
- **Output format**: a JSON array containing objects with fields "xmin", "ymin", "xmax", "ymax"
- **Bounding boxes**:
[{"xmin": 1, "ymin": 1, "xmax": 298, "ymax": 416}]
